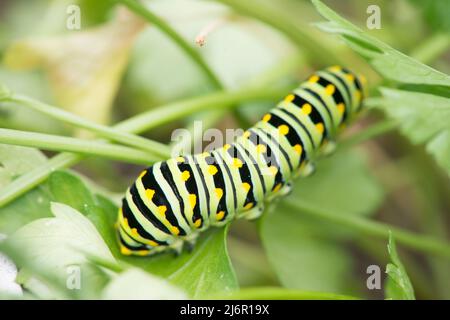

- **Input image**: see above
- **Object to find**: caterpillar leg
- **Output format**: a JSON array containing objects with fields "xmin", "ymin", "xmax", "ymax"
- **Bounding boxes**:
[
  {"xmin": 296, "ymin": 162, "xmax": 316, "ymax": 178},
  {"xmin": 170, "ymin": 239, "xmax": 184, "ymax": 256},
  {"xmin": 278, "ymin": 182, "xmax": 293, "ymax": 197},
  {"xmin": 321, "ymin": 140, "xmax": 337, "ymax": 156},
  {"xmin": 266, "ymin": 181, "xmax": 293, "ymax": 202},
  {"xmin": 239, "ymin": 204, "xmax": 265, "ymax": 221},
  {"xmin": 183, "ymin": 232, "xmax": 200, "ymax": 253}
]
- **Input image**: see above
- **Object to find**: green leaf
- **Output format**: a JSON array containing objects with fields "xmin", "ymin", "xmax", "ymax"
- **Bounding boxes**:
[
  {"xmin": 260, "ymin": 150, "xmax": 384, "ymax": 293},
  {"xmin": 312, "ymin": 0, "xmax": 450, "ymax": 87},
  {"xmin": 385, "ymin": 232, "xmax": 415, "ymax": 300},
  {"xmin": 0, "ymin": 145, "xmax": 52, "ymax": 234},
  {"xmin": 0, "ymin": 168, "xmax": 106, "ymax": 235},
  {"xmin": 48, "ymin": 170, "xmax": 96, "ymax": 215},
  {"xmin": 378, "ymin": 88, "xmax": 450, "ymax": 175},
  {"xmin": 0, "ymin": 145, "xmax": 47, "ymax": 187},
  {"xmin": 8, "ymin": 202, "xmax": 116, "ymax": 298},
  {"xmin": 101, "ymin": 268, "xmax": 187, "ymax": 300},
  {"xmin": 163, "ymin": 227, "xmax": 238, "ymax": 298},
  {"xmin": 125, "ymin": 227, "xmax": 238, "ymax": 299},
  {"xmin": 0, "ymin": 186, "xmax": 52, "ymax": 235}
]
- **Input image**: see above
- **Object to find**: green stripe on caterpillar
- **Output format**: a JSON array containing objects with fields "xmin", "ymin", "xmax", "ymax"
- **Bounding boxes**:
[{"xmin": 117, "ymin": 66, "xmax": 367, "ymax": 256}]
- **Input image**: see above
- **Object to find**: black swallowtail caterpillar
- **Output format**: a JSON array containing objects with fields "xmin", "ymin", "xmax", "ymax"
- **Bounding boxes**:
[{"xmin": 117, "ymin": 66, "xmax": 367, "ymax": 256}]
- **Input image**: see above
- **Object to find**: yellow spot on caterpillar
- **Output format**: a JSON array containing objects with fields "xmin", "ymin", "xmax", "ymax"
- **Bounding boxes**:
[
  {"xmin": 136, "ymin": 250, "xmax": 150, "ymax": 256},
  {"xmin": 325, "ymin": 84, "xmax": 335, "ymax": 95},
  {"xmin": 171, "ymin": 226, "xmax": 180, "ymax": 235},
  {"xmin": 337, "ymin": 103, "xmax": 345, "ymax": 115},
  {"xmin": 131, "ymin": 228, "xmax": 138, "ymax": 236},
  {"xmin": 302, "ymin": 103, "xmax": 312, "ymax": 115},
  {"xmin": 262, "ymin": 114, "xmax": 271, "ymax": 122},
  {"xmin": 189, "ymin": 194, "xmax": 197, "ymax": 209},
  {"xmin": 244, "ymin": 202, "xmax": 254, "ymax": 210},
  {"xmin": 138, "ymin": 170, "xmax": 147, "ymax": 179},
  {"xmin": 216, "ymin": 211, "xmax": 225, "ymax": 220},
  {"xmin": 243, "ymin": 131, "xmax": 251, "ymax": 138},
  {"xmin": 294, "ymin": 144, "xmax": 302, "ymax": 154},
  {"xmin": 223, "ymin": 144, "xmax": 231, "ymax": 151},
  {"xmin": 208, "ymin": 165, "xmax": 218, "ymax": 175},
  {"xmin": 242, "ymin": 182, "xmax": 251, "ymax": 192},
  {"xmin": 201, "ymin": 152, "xmax": 210, "ymax": 157},
  {"xmin": 123, "ymin": 218, "xmax": 130, "ymax": 228},
  {"xmin": 176, "ymin": 156, "xmax": 185, "ymax": 163},
  {"xmin": 157, "ymin": 205, "xmax": 167, "ymax": 218},
  {"xmin": 284, "ymin": 94, "xmax": 295, "ymax": 103},
  {"xmin": 145, "ymin": 189, "xmax": 155, "ymax": 201},
  {"xmin": 232, "ymin": 158, "xmax": 243, "ymax": 168},
  {"xmin": 148, "ymin": 240, "xmax": 158, "ymax": 247},
  {"xmin": 120, "ymin": 246, "xmax": 132, "ymax": 256},
  {"xmin": 316, "ymin": 123, "xmax": 325, "ymax": 134},
  {"xmin": 308, "ymin": 75, "xmax": 319, "ymax": 83},
  {"xmin": 215, "ymin": 188, "xmax": 223, "ymax": 200},
  {"xmin": 278, "ymin": 124, "xmax": 289, "ymax": 135},
  {"xmin": 273, "ymin": 183, "xmax": 282, "ymax": 193},
  {"xmin": 269, "ymin": 166, "xmax": 278, "ymax": 175},
  {"xmin": 256, "ymin": 144, "xmax": 267, "ymax": 153},
  {"xmin": 329, "ymin": 65, "xmax": 341, "ymax": 72},
  {"xmin": 346, "ymin": 74, "xmax": 355, "ymax": 82},
  {"xmin": 181, "ymin": 170, "xmax": 190, "ymax": 181},
  {"xmin": 194, "ymin": 219, "xmax": 202, "ymax": 228}
]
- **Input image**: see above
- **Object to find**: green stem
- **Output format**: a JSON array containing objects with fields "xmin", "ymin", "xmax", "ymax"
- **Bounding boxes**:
[
  {"xmin": 114, "ymin": 87, "xmax": 287, "ymax": 133},
  {"xmin": 286, "ymin": 199, "xmax": 450, "ymax": 259},
  {"xmin": 4, "ymin": 94, "xmax": 172, "ymax": 159},
  {"xmin": 410, "ymin": 33, "xmax": 450, "ymax": 65},
  {"xmin": 212, "ymin": 287, "xmax": 359, "ymax": 300},
  {"xmin": 0, "ymin": 128, "xmax": 158, "ymax": 165},
  {"xmin": 210, "ymin": 0, "xmax": 340, "ymax": 66},
  {"xmin": 117, "ymin": 0, "xmax": 222, "ymax": 89},
  {"xmin": 0, "ymin": 153, "xmax": 80, "ymax": 207},
  {"xmin": 338, "ymin": 119, "xmax": 398, "ymax": 150},
  {"xmin": 0, "ymin": 86, "xmax": 286, "ymax": 207}
]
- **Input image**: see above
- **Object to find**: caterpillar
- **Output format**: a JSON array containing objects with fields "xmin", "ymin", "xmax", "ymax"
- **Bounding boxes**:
[{"xmin": 117, "ymin": 66, "xmax": 367, "ymax": 256}]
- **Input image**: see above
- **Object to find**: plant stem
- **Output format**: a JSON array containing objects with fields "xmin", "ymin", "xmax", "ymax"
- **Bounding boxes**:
[
  {"xmin": 0, "ymin": 153, "xmax": 80, "ymax": 207},
  {"xmin": 113, "ymin": 87, "xmax": 288, "ymax": 133},
  {"xmin": 213, "ymin": 287, "xmax": 358, "ymax": 300},
  {"xmin": 338, "ymin": 119, "xmax": 398, "ymax": 150},
  {"xmin": 117, "ymin": 0, "xmax": 222, "ymax": 89},
  {"xmin": 0, "ymin": 128, "xmax": 158, "ymax": 165},
  {"xmin": 286, "ymin": 199, "xmax": 450, "ymax": 259},
  {"xmin": 4, "ymin": 94, "xmax": 172, "ymax": 159},
  {"xmin": 211, "ymin": 0, "xmax": 341, "ymax": 66},
  {"xmin": 0, "ymin": 86, "xmax": 286, "ymax": 207},
  {"xmin": 410, "ymin": 33, "xmax": 450, "ymax": 65}
]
